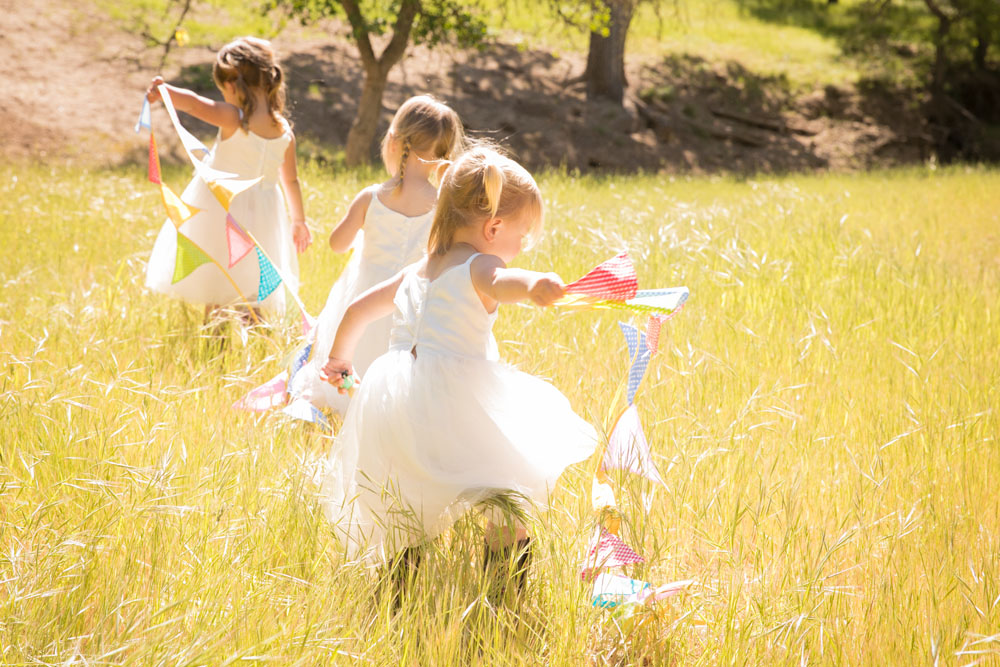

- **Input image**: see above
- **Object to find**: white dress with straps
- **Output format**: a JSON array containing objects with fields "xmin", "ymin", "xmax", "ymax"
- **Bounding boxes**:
[
  {"xmin": 292, "ymin": 191, "xmax": 433, "ymax": 415},
  {"xmin": 145, "ymin": 124, "xmax": 298, "ymax": 313},
  {"xmin": 317, "ymin": 254, "xmax": 598, "ymax": 561}
]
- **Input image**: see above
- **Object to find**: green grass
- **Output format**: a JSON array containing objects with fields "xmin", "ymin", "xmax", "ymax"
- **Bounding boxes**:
[{"xmin": 1, "ymin": 162, "xmax": 999, "ymax": 664}]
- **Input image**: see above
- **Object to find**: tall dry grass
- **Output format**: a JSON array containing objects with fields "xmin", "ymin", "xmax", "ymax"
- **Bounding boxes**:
[{"xmin": 1, "ymin": 163, "xmax": 998, "ymax": 664}]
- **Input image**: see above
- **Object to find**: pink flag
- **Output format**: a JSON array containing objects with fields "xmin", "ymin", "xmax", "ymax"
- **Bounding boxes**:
[
  {"xmin": 565, "ymin": 252, "xmax": 638, "ymax": 302},
  {"xmin": 646, "ymin": 314, "xmax": 666, "ymax": 354},
  {"xmin": 233, "ymin": 371, "xmax": 288, "ymax": 411},
  {"xmin": 148, "ymin": 132, "xmax": 161, "ymax": 185},
  {"xmin": 602, "ymin": 405, "xmax": 666, "ymax": 486},
  {"xmin": 225, "ymin": 214, "xmax": 255, "ymax": 268},
  {"xmin": 581, "ymin": 528, "xmax": 644, "ymax": 579}
]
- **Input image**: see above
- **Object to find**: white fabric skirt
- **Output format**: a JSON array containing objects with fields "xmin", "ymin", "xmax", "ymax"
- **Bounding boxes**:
[{"xmin": 317, "ymin": 348, "xmax": 598, "ymax": 562}]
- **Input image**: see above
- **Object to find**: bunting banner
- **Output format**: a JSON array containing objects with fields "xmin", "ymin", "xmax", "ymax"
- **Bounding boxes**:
[
  {"xmin": 603, "ymin": 404, "xmax": 666, "ymax": 486},
  {"xmin": 288, "ymin": 342, "xmax": 313, "ymax": 386},
  {"xmin": 592, "ymin": 574, "xmax": 694, "ymax": 608},
  {"xmin": 172, "ymin": 233, "xmax": 212, "ymax": 284},
  {"xmin": 555, "ymin": 254, "xmax": 688, "ymax": 318},
  {"xmin": 581, "ymin": 528, "xmax": 645, "ymax": 579},
  {"xmin": 136, "ymin": 89, "xmax": 313, "ymax": 325},
  {"xmin": 233, "ymin": 371, "xmax": 288, "ymax": 411}
]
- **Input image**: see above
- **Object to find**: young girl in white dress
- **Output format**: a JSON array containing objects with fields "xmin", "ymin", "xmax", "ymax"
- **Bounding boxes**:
[
  {"xmin": 291, "ymin": 95, "xmax": 464, "ymax": 414},
  {"xmin": 318, "ymin": 146, "xmax": 597, "ymax": 602},
  {"xmin": 144, "ymin": 37, "xmax": 311, "ymax": 316}
]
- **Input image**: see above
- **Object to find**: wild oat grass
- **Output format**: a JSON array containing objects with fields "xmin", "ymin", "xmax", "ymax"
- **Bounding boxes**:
[{"xmin": 1, "ymin": 163, "xmax": 998, "ymax": 664}]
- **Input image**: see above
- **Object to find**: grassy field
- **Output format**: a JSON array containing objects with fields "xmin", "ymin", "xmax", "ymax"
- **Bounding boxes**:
[{"xmin": 1, "ymin": 162, "xmax": 999, "ymax": 664}]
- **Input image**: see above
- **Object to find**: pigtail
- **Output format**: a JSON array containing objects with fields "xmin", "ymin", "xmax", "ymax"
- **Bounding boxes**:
[
  {"xmin": 481, "ymin": 158, "xmax": 505, "ymax": 219},
  {"xmin": 213, "ymin": 37, "xmax": 289, "ymax": 133}
]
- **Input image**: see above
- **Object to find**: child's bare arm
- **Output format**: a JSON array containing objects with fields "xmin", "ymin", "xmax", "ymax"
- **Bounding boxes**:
[
  {"xmin": 278, "ymin": 135, "xmax": 311, "ymax": 253},
  {"xmin": 323, "ymin": 269, "xmax": 406, "ymax": 378},
  {"xmin": 328, "ymin": 188, "xmax": 374, "ymax": 252},
  {"xmin": 146, "ymin": 76, "xmax": 241, "ymax": 132},
  {"xmin": 470, "ymin": 254, "xmax": 565, "ymax": 308}
]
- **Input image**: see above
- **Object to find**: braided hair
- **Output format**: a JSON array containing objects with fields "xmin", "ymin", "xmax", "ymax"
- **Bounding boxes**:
[{"xmin": 380, "ymin": 95, "xmax": 465, "ymax": 192}]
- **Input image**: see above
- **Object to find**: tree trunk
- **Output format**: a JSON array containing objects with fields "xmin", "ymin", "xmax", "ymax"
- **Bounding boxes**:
[
  {"xmin": 340, "ymin": 0, "xmax": 420, "ymax": 165},
  {"xmin": 345, "ymin": 64, "xmax": 390, "ymax": 165},
  {"xmin": 584, "ymin": 0, "xmax": 636, "ymax": 105}
]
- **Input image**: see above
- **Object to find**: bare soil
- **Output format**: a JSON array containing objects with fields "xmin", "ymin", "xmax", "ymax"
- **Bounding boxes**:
[{"xmin": 0, "ymin": 0, "xmax": 931, "ymax": 173}]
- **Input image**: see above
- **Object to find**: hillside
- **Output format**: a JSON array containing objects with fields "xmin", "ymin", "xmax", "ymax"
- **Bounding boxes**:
[{"xmin": 0, "ymin": 0, "xmax": 931, "ymax": 173}]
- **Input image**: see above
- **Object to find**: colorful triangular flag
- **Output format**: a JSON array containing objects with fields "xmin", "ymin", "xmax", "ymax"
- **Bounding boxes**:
[
  {"xmin": 603, "ymin": 404, "xmax": 666, "ymax": 486},
  {"xmin": 283, "ymin": 397, "xmax": 330, "ymax": 429},
  {"xmin": 172, "ymin": 233, "xmax": 212, "ymax": 284},
  {"xmin": 206, "ymin": 176, "xmax": 262, "ymax": 210},
  {"xmin": 233, "ymin": 371, "xmax": 288, "ymax": 411},
  {"xmin": 591, "ymin": 573, "xmax": 652, "ymax": 608},
  {"xmin": 160, "ymin": 183, "xmax": 199, "ymax": 228},
  {"xmin": 566, "ymin": 252, "xmax": 638, "ymax": 302},
  {"xmin": 148, "ymin": 132, "xmax": 162, "ymax": 185},
  {"xmin": 288, "ymin": 342, "xmax": 312, "ymax": 385},
  {"xmin": 619, "ymin": 322, "xmax": 651, "ymax": 404},
  {"xmin": 225, "ymin": 214, "xmax": 255, "ymax": 267},
  {"xmin": 581, "ymin": 528, "xmax": 645, "ymax": 579},
  {"xmin": 256, "ymin": 247, "xmax": 282, "ymax": 302},
  {"xmin": 135, "ymin": 97, "xmax": 151, "ymax": 133}
]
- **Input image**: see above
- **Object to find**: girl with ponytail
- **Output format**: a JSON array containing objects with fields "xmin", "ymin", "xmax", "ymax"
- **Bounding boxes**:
[
  {"xmin": 316, "ymin": 145, "xmax": 597, "ymax": 607},
  {"xmin": 291, "ymin": 95, "xmax": 464, "ymax": 415},
  {"xmin": 144, "ymin": 37, "xmax": 311, "ymax": 318}
]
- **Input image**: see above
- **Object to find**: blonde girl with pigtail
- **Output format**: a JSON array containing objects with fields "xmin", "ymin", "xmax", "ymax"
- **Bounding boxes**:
[
  {"xmin": 145, "ymin": 36, "xmax": 311, "ymax": 317},
  {"xmin": 291, "ymin": 95, "xmax": 464, "ymax": 415},
  {"xmin": 316, "ymin": 145, "xmax": 597, "ymax": 606}
]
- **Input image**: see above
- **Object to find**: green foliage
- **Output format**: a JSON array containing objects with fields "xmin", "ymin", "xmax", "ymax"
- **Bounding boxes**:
[
  {"xmin": 270, "ymin": 0, "xmax": 489, "ymax": 49},
  {"xmin": 100, "ymin": 0, "xmax": 284, "ymax": 55}
]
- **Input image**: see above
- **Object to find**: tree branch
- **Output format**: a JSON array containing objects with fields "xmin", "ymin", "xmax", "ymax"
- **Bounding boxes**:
[
  {"xmin": 338, "ymin": 0, "xmax": 376, "ymax": 66},
  {"xmin": 378, "ymin": 0, "xmax": 420, "ymax": 74}
]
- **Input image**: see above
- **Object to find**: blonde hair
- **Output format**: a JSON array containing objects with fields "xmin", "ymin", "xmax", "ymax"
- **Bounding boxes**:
[
  {"xmin": 428, "ymin": 145, "xmax": 544, "ymax": 257},
  {"xmin": 212, "ymin": 37, "xmax": 287, "ymax": 132},
  {"xmin": 380, "ymin": 95, "xmax": 465, "ymax": 188}
]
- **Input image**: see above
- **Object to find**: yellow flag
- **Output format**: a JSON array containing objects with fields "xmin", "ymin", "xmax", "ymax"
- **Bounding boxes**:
[
  {"xmin": 160, "ymin": 183, "xmax": 199, "ymax": 228},
  {"xmin": 206, "ymin": 177, "xmax": 261, "ymax": 210},
  {"xmin": 174, "ymin": 28, "xmax": 190, "ymax": 47}
]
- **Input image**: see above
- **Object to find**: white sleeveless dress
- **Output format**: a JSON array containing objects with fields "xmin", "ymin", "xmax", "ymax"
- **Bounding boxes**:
[
  {"xmin": 318, "ymin": 254, "xmax": 598, "ymax": 561},
  {"xmin": 291, "ymin": 191, "xmax": 433, "ymax": 415},
  {"xmin": 145, "ymin": 125, "xmax": 298, "ymax": 313}
]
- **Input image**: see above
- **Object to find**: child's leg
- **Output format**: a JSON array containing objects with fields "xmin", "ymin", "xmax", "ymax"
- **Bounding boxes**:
[
  {"xmin": 380, "ymin": 543, "xmax": 424, "ymax": 611},
  {"xmin": 483, "ymin": 507, "xmax": 532, "ymax": 604}
]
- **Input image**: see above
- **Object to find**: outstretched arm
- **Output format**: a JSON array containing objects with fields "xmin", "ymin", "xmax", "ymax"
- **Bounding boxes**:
[
  {"xmin": 328, "ymin": 188, "xmax": 374, "ymax": 253},
  {"xmin": 470, "ymin": 254, "xmax": 566, "ymax": 311},
  {"xmin": 321, "ymin": 268, "xmax": 407, "ymax": 388},
  {"xmin": 146, "ymin": 76, "xmax": 241, "ymax": 132},
  {"xmin": 279, "ymin": 134, "xmax": 311, "ymax": 253}
]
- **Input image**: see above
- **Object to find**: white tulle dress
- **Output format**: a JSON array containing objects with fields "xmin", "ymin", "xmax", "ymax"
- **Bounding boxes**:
[
  {"xmin": 318, "ymin": 253, "xmax": 598, "ymax": 562},
  {"xmin": 145, "ymin": 125, "xmax": 298, "ymax": 313},
  {"xmin": 291, "ymin": 191, "xmax": 433, "ymax": 415}
]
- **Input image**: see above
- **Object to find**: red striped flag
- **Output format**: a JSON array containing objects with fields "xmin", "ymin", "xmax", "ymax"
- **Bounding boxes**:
[{"xmin": 565, "ymin": 252, "xmax": 638, "ymax": 302}]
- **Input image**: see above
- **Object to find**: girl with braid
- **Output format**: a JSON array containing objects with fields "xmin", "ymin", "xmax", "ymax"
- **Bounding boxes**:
[
  {"xmin": 145, "ymin": 37, "xmax": 311, "ymax": 317},
  {"xmin": 291, "ymin": 96, "xmax": 464, "ymax": 415}
]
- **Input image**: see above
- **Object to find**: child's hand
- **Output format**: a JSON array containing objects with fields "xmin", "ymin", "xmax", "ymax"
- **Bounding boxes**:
[
  {"xmin": 321, "ymin": 357, "xmax": 359, "ymax": 395},
  {"xmin": 292, "ymin": 220, "xmax": 312, "ymax": 253},
  {"xmin": 527, "ymin": 273, "xmax": 565, "ymax": 306},
  {"xmin": 146, "ymin": 76, "xmax": 166, "ymax": 104}
]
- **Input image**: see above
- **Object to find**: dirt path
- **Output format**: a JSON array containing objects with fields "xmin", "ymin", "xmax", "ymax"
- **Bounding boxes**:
[{"xmin": 0, "ymin": 0, "xmax": 929, "ymax": 173}]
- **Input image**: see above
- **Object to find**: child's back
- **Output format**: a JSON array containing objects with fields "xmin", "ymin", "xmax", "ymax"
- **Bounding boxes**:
[{"xmin": 293, "ymin": 96, "xmax": 464, "ymax": 413}]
